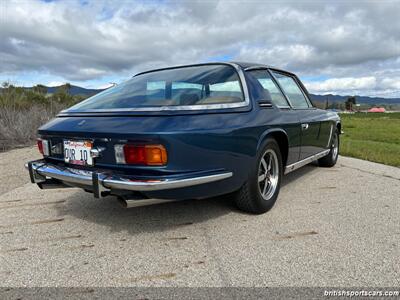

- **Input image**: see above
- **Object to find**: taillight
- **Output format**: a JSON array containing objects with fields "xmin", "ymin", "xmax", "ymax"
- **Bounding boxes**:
[
  {"xmin": 37, "ymin": 138, "xmax": 49, "ymax": 156},
  {"xmin": 115, "ymin": 144, "xmax": 167, "ymax": 166},
  {"xmin": 37, "ymin": 139, "xmax": 44, "ymax": 154}
]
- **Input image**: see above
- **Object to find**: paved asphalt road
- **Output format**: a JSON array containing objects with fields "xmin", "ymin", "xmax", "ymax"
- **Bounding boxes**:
[{"xmin": 0, "ymin": 147, "xmax": 399, "ymax": 287}]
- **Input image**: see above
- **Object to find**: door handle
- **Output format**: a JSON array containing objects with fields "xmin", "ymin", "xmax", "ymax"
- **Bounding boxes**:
[{"xmin": 301, "ymin": 123, "xmax": 309, "ymax": 130}]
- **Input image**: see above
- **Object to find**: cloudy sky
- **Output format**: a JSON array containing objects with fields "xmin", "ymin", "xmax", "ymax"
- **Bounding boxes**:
[{"xmin": 1, "ymin": 0, "xmax": 399, "ymax": 97}]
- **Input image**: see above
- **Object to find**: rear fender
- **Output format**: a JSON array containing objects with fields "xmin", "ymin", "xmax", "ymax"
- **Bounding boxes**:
[
  {"xmin": 256, "ymin": 128, "xmax": 288, "ymax": 151},
  {"xmin": 256, "ymin": 128, "xmax": 289, "ymax": 167}
]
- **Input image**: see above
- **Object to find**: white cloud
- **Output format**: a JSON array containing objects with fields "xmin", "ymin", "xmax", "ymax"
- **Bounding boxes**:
[
  {"xmin": 0, "ymin": 0, "xmax": 399, "ymax": 97},
  {"xmin": 95, "ymin": 83, "xmax": 116, "ymax": 89},
  {"xmin": 304, "ymin": 76, "xmax": 400, "ymax": 97},
  {"xmin": 305, "ymin": 77, "xmax": 377, "ymax": 93},
  {"xmin": 45, "ymin": 81, "xmax": 66, "ymax": 87},
  {"xmin": 381, "ymin": 78, "xmax": 400, "ymax": 90}
]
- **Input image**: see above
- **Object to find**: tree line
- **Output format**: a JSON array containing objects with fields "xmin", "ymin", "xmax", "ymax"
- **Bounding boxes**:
[{"xmin": 0, "ymin": 82, "xmax": 86, "ymax": 110}]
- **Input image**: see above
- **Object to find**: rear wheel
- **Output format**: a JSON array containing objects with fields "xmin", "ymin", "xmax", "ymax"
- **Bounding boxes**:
[
  {"xmin": 234, "ymin": 138, "xmax": 282, "ymax": 214},
  {"xmin": 318, "ymin": 128, "xmax": 339, "ymax": 167}
]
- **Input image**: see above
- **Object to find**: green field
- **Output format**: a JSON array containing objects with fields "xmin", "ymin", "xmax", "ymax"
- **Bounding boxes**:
[{"xmin": 340, "ymin": 112, "xmax": 400, "ymax": 167}]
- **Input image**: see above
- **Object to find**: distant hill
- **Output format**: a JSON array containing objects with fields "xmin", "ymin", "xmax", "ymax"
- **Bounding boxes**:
[
  {"xmin": 51, "ymin": 86, "xmax": 400, "ymax": 105},
  {"xmin": 46, "ymin": 85, "xmax": 105, "ymax": 96},
  {"xmin": 0, "ymin": 84, "xmax": 105, "ymax": 97},
  {"xmin": 2, "ymin": 84, "xmax": 400, "ymax": 105},
  {"xmin": 26, "ymin": 85, "xmax": 105, "ymax": 96},
  {"xmin": 309, "ymin": 93, "xmax": 400, "ymax": 105}
]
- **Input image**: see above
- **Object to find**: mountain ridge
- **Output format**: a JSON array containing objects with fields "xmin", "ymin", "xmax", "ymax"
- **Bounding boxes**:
[{"xmin": 3, "ymin": 84, "xmax": 400, "ymax": 105}]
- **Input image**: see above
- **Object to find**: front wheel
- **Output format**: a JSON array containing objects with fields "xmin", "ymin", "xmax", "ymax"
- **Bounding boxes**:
[
  {"xmin": 234, "ymin": 138, "xmax": 282, "ymax": 214},
  {"xmin": 318, "ymin": 128, "xmax": 339, "ymax": 167}
]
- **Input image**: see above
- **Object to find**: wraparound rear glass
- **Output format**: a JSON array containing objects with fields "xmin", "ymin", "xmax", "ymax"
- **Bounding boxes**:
[{"xmin": 66, "ymin": 65, "xmax": 245, "ymax": 111}]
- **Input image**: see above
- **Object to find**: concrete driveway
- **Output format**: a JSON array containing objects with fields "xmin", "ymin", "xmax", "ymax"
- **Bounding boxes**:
[{"xmin": 0, "ymin": 147, "xmax": 399, "ymax": 287}]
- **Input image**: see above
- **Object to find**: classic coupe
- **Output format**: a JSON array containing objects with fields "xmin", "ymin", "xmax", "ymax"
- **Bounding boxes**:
[{"xmin": 27, "ymin": 62, "xmax": 341, "ymax": 214}]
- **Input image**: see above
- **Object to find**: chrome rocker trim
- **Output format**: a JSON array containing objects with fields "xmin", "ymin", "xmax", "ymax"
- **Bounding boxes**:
[
  {"xmin": 284, "ymin": 149, "xmax": 330, "ymax": 175},
  {"xmin": 26, "ymin": 160, "xmax": 233, "ymax": 198}
]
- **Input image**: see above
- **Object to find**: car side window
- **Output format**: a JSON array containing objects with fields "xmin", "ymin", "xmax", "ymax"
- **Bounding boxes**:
[
  {"xmin": 271, "ymin": 71, "xmax": 310, "ymax": 109},
  {"xmin": 247, "ymin": 70, "xmax": 289, "ymax": 107}
]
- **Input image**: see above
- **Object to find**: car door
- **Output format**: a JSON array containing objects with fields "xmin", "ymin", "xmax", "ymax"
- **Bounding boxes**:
[
  {"xmin": 270, "ymin": 71, "xmax": 331, "ymax": 160},
  {"xmin": 246, "ymin": 69, "xmax": 301, "ymax": 165}
]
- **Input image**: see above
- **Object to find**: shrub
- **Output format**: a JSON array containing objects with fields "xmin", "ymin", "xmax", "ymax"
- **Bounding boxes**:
[{"xmin": 0, "ymin": 82, "xmax": 86, "ymax": 151}]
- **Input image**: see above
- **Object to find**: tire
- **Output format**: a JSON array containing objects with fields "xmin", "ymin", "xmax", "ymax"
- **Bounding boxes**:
[
  {"xmin": 318, "ymin": 128, "xmax": 339, "ymax": 167},
  {"xmin": 234, "ymin": 138, "xmax": 283, "ymax": 214}
]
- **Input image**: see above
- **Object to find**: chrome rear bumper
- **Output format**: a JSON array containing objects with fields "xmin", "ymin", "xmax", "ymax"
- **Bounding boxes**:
[{"xmin": 26, "ymin": 160, "xmax": 232, "ymax": 198}]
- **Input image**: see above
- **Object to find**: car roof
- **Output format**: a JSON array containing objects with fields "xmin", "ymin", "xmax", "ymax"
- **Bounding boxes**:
[
  {"xmin": 230, "ymin": 61, "xmax": 272, "ymax": 69},
  {"xmin": 230, "ymin": 61, "xmax": 295, "ymax": 75},
  {"xmin": 134, "ymin": 61, "xmax": 295, "ymax": 77}
]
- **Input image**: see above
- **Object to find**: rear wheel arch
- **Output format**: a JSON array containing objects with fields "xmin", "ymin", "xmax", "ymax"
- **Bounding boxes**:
[
  {"xmin": 336, "ymin": 122, "xmax": 342, "ymax": 134},
  {"xmin": 257, "ymin": 129, "xmax": 289, "ymax": 168},
  {"xmin": 235, "ymin": 137, "xmax": 283, "ymax": 214}
]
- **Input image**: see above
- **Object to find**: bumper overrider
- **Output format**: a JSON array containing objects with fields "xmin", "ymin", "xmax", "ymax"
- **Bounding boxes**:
[{"xmin": 26, "ymin": 159, "xmax": 233, "ymax": 200}]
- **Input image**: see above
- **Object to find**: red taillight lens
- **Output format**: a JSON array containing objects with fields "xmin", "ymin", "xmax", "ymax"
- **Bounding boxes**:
[
  {"xmin": 37, "ymin": 138, "xmax": 49, "ymax": 156},
  {"xmin": 37, "ymin": 139, "xmax": 44, "ymax": 154},
  {"xmin": 117, "ymin": 144, "xmax": 167, "ymax": 165}
]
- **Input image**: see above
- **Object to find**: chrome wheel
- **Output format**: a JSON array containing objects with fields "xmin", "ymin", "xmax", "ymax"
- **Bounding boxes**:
[
  {"xmin": 332, "ymin": 132, "xmax": 339, "ymax": 159},
  {"xmin": 258, "ymin": 149, "xmax": 279, "ymax": 201}
]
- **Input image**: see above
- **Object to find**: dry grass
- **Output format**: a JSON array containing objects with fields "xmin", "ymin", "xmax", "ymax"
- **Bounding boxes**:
[
  {"xmin": 0, "ymin": 83, "xmax": 80, "ymax": 151},
  {"xmin": 0, "ymin": 103, "xmax": 65, "ymax": 151}
]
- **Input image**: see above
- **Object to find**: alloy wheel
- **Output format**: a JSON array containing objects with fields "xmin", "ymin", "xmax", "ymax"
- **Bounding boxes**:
[{"xmin": 258, "ymin": 149, "xmax": 279, "ymax": 201}]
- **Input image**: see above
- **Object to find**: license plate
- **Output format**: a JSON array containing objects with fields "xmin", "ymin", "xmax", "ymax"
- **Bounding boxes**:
[{"xmin": 63, "ymin": 140, "xmax": 93, "ymax": 166}]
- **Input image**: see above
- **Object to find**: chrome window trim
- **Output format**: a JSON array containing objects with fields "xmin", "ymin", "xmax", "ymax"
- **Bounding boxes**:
[
  {"xmin": 60, "ymin": 63, "xmax": 250, "ymax": 114},
  {"xmin": 269, "ymin": 69, "xmax": 312, "ymax": 109},
  {"xmin": 293, "ymin": 76, "xmax": 314, "ymax": 108},
  {"xmin": 244, "ymin": 67, "xmax": 291, "ymax": 108},
  {"xmin": 266, "ymin": 69, "xmax": 294, "ymax": 109}
]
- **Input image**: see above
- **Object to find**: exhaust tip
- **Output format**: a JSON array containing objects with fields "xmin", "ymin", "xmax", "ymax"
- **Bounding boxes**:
[
  {"xmin": 116, "ymin": 197, "xmax": 177, "ymax": 208},
  {"xmin": 117, "ymin": 197, "xmax": 128, "ymax": 208}
]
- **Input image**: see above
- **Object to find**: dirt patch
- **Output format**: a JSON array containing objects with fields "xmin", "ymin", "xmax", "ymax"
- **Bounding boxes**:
[
  {"xmin": 3, "ymin": 247, "xmax": 28, "ymax": 253},
  {"xmin": 0, "ymin": 147, "xmax": 39, "ymax": 195},
  {"xmin": 130, "ymin": 273, "xmax": 176, "ymax": 282},
  {"xmin": 30, "ymin": 218, "xmax": 65, "ymax": 225},
  {"xmin": 68, "ymin": 244, "xmax": 95, "ymax": 251},
  {"xmin": 164, "ymin": 237, "xmax": 188, "ymax": 241},
  {"xmin": 274, "ymin": 231, "xmax": 318, "ymax": 240},
  {"xmin": 0, "ymin": 200, "xmax": 66, "ymax": 209}
]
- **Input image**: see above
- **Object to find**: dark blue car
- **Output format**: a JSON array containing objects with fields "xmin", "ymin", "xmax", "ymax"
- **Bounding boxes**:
[{"xmin": 27, "ymin": 62, "xmax": 341, "ymax": 214}]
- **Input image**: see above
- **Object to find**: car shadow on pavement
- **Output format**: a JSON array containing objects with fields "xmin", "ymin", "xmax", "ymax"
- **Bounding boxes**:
[
  {"xmin": 56, "ymin": 163, "xmax": 320, "ymax": 235},
  {"xmin": 56, "ymin": 191, "xmax": 236, "ymax": 235},
  {"xmin": 281, "ymin": 163, "xmax": 320, "ymax": 188}
]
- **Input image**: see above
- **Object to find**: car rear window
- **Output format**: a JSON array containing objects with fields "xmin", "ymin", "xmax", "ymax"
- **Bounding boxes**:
[{"xmin": 66, "ymin": 65, "xmax": 245, "ymax": 111}]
